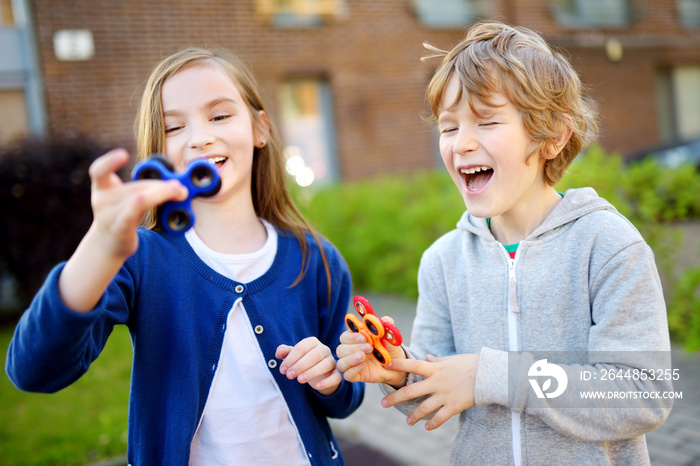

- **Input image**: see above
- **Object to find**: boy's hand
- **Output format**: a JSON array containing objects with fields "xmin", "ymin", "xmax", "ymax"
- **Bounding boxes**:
[
  {"xmin": 381, "ymin": 353, "xmax": 479, "ymax": 431},
  {"xmin": 336, "ymin": 323, "xmax": 407, "ymax": 388},
  {"xmin": 276, "ymin": 337, "xmax": 342, "ymax": 396}
]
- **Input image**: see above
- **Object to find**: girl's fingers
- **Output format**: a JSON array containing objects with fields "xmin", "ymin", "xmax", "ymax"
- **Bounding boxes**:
[
  {"xmin": 297, "ymin": 357, "xmax": 337, "ymax": 384},
  {"xmin": 275, "ymin": 344, "xmax": 292, "ymax": 359},
  {"xmin": 277, "ymin": 338, "xmax": 331, "ymax": 378},
  {"xmin": 310, "ymin": 369, "xmax": 343, "ymax": 391},
  {"xmin": 282, "ymin": 344, "xmax": 329, "ymax": 379},
  {"xmin": 89, "ymin": 149, "xmax": 129, "ymax": 189}
]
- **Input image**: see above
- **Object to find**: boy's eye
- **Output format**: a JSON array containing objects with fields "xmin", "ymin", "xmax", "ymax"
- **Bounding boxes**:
[
  {"xmin": 440, "ymin": 127, "xmax": 457, "ymax": 134},
  {"xmin": 212, "ymin": 114, "xmax": 231, "ymax": 122}
]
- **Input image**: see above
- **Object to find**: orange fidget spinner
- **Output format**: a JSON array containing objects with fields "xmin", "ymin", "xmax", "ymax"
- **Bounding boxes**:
[{"xmin": 345, "ymin": 296, "xmax": 403, "ymax": 366}]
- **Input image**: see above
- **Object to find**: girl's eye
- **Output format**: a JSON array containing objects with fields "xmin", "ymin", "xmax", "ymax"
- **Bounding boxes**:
[
  {"xmin": 164, "ymin": 125, "xmax": 182, "ymax": 134},
  {"xmin": 440, "ymin": 127, "xmax": 457, "ymax": 134},
  {"xmin": 480, "ymin": 121, "xmax": 499, "ymax": 127},
  {"xmin": 212, "ymin": 114, "xmax": 231, "ymax": 122}
]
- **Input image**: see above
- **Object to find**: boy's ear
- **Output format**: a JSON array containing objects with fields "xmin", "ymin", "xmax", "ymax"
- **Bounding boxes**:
[{"xmin": 543, "ymin": 114, "xmax": 574, "ymax": 160}]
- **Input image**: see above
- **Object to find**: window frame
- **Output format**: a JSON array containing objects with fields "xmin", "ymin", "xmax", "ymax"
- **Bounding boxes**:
[{"xmin": 550, "ymin": 0, "xmax": 634, "ymax": 29}]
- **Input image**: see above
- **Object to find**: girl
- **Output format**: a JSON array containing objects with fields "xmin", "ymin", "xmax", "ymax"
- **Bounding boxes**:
[{"xmin": 6, "ymin": 48, "xmax": 363, "ymax": 465}]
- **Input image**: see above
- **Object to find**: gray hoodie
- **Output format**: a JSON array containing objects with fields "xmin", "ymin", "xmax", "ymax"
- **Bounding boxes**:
[{"xmin": 387, "ymin": 188, "xmax": 672, "ymax": 465}]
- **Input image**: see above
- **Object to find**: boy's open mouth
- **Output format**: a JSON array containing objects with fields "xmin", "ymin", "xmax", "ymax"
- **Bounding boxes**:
[{"xmin": 460, "ymin": 166, "xmax": 494, "ymax": 192}]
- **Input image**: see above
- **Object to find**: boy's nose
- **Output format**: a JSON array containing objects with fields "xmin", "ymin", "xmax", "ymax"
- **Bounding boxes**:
[{"xmin": 453, "ymin": 127, "xmax": 479, "ymax": 154}]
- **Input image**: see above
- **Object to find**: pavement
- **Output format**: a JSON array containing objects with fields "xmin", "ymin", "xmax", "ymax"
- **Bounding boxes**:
[{"xmin": 331, "ymin": 293, "xmax": 700, "ymax": 466}]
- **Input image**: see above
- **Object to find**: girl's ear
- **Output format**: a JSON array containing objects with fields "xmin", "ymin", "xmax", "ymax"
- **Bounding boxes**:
[
  {"xmin": 254, "ymin": 110, "xmax": 271, "ymax": 148},
  {"xmin": 543, "ymin": 114, "xmax": 574, "ymax": 160}
]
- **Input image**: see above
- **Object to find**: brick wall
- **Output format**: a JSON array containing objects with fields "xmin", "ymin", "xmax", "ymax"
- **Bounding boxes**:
[{"xmin": 30, "ymin": 0, "xmax": 700, "ymax": 180}]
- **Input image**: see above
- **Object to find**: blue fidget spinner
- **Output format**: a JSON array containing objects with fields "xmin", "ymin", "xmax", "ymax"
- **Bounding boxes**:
[{"xmin": 131, "ymin": 155, "xmax": 221, "ymax": 234}]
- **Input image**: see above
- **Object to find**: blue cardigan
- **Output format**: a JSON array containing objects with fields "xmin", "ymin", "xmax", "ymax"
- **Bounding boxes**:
[{"xmin": 6, "ymin": 227, "xmax": 364, "ymax": 465}]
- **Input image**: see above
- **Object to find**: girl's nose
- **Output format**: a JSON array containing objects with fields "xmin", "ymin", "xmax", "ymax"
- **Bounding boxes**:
[{"xmin": 188, "ymin": 124, "xmax": 215, "ymax": 150}]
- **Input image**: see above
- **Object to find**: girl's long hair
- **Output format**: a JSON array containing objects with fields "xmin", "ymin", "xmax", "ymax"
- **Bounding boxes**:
[{"xmin": 134, "ymin": 47, "xmax": 332, "ymax": 291}]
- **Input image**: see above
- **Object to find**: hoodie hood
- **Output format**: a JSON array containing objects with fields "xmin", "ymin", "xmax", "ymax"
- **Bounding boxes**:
[{"xmin": 456, "ymin": 187, "xmax": 621, "ymax": 241}]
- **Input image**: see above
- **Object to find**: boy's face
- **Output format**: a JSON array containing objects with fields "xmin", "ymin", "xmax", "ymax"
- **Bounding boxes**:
[{"xmin": 437, "ymin": 74, "xmax": 549, "ymax": 221}]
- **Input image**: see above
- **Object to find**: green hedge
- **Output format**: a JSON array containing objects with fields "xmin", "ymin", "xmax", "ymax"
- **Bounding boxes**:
[
  {"xmin": 295, "ymin": 145, "xmax": 700, "ymax": 349},
  {"xmin": 296, "ymin": 170, "xmax": 464, "ymax": 297}
]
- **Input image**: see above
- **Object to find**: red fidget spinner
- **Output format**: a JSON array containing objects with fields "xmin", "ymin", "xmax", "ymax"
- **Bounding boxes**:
[{"xmin": 345, "ymin": 295, "xmax": 403, "ymax": 366}]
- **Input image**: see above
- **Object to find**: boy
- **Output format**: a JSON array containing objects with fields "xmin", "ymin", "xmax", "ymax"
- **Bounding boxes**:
[{"xmin": 337, "ymin": 21, "xmax": 672, "ymax": 465}]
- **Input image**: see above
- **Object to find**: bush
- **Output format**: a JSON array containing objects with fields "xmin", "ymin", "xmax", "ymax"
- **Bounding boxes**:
[
  {"xmin": 295, "ymin": 144, "xmax": 700, "ymax": 349},
  {"xmin": 296, "ymin": 170, "xmax": 464, "ymax": 298},
  {"xmin": 0, "ymin": 135, "xmax": 109, "ymax": 322},
  {"xmin": 556, "ymin": 144, "xmax": 700, "ymax": 225},
  {"xmin": 668, "ymin": 265, "xmax": 700, "ymax": 350}
]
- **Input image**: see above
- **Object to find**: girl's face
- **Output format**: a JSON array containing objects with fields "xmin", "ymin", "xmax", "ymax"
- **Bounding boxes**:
[
  {"xmin": 437, "ymin": 74, "xmax": 549, "ymax": 223},
  {"xmin": 161, "ymin": 63, "xmax": 265, "ymax": 203}
]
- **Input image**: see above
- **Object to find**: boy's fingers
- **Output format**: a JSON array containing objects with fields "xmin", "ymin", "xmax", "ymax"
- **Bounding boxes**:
[
  {"xmin": 387, "ymin": 357, "xmax": 434, "ymax": 378},
  {"xmin": 424, "ymin": 407, "xmax": 453, "ymax": 431},
  {"xmin": 382, "ymin": 378, "xmax": 431, "ymax": 408},
  {"xmin": 406, "ymin": 396, "xmax": 443, "ymax": 426}
]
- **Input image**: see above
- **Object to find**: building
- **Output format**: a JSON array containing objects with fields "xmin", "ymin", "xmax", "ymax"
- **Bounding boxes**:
[{"xmin": 2, "ymin": 0, "xmax": 700, "ymax": 186}]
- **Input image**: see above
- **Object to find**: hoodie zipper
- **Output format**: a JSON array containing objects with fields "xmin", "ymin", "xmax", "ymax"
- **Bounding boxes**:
[{"xmin": 501, "ymin": 243, "xmax": 523, "ymax": 466}]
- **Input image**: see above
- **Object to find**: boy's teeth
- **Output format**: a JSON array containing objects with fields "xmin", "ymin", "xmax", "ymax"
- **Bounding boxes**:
[
  {"xmin": 208, "ymin": 156, "xmax": 225, "ymax": 164},
  {"xmin": 460, "ymin": 166, "xmax": 490, "ymax": 175}
]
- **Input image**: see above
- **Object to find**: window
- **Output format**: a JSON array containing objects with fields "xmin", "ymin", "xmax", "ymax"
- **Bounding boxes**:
[
  {"xmin": 412, "ymin": 0, "xmax": 493, "ymax": 28},
  {"xmin": 255, "ymin": 0, "xmax": 347, "ymax": 27},
  {"xmin": 279, "ymin": 78, "xmax": 338, "ymax": 187},
  {"xmin": 0, "ymin": 89, "xmax": 29, "ymax": 143},
  {"xmin": 678, "ymin": 0, "xmax": 700, "ymax": 28},
  {"xmin": 0, "ymin": 0, "xmax": 14, "ymax": 26},
  {"xmin": 0, "ymin": 0, "xmax": 43, "ymax": 141},
  {"xmin": 655, "ymin": 65, "xmax": 700, "ymax": 142},
  {"xmin": 551, "ymin": 0, "xmax": 632, "ymax": 28}
]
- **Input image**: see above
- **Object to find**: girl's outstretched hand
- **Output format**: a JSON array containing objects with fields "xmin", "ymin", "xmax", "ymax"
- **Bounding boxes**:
[
  {"xmin": 335, "ymin": 322, "xmax": 407, "ymax": 388},
  {"xmin": 88, "ymin": 149, "xmax": 187, "ymax": 259},
  {"xmin": 276, "ymin": 337, "xmax": 343, "ymax": 396},
  {"xmin": 58, "ymin": 149, "xmax": 188, "ymax": 313}
]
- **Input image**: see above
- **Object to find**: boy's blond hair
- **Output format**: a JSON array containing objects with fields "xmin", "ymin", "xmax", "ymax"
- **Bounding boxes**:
[{"xmin": 424, "ymin": 21, "xmax": 599, "ymax": 185}]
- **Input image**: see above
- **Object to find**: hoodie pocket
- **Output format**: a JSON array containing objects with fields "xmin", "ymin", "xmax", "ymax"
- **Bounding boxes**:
[{"xmin": 451, "ymin": 417, "xmax": 511, "ymax": 465}]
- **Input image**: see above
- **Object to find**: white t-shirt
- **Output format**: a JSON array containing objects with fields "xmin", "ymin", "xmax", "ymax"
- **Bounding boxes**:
[{"xmin": 187, "ymin": 220, "xmax": 309, "ymax": 465}]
